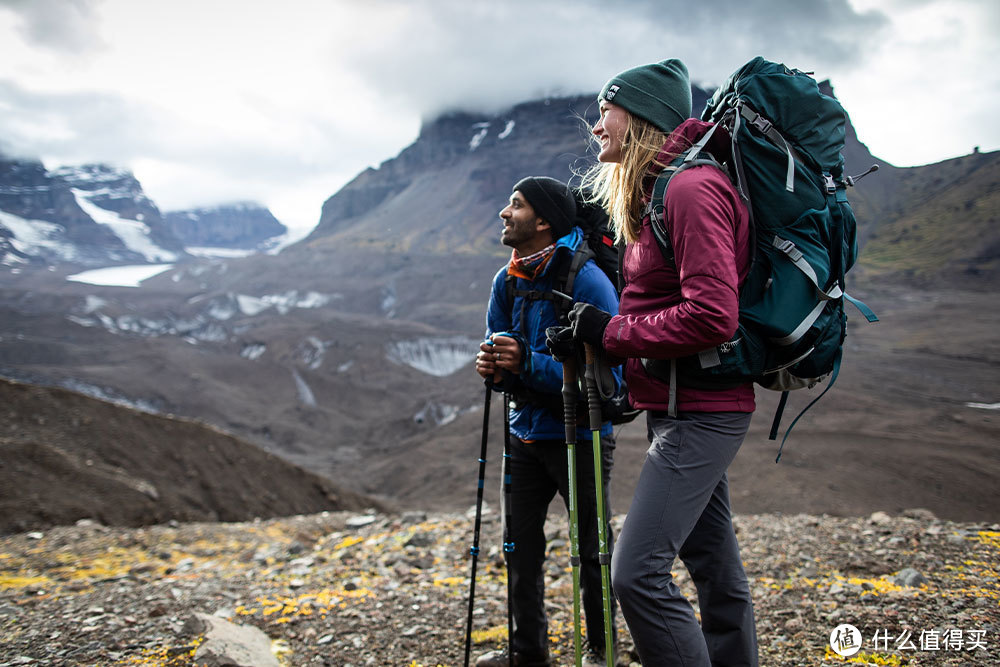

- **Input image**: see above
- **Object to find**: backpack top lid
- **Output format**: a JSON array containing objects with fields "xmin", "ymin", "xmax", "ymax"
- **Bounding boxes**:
[{"xmin": 702, "ymin": 56, "xmax": 848, "ymax": 177}]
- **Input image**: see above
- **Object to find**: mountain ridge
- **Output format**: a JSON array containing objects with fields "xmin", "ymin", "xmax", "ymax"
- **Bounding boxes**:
[{"xmin": 0, "ymin": 86, "xmax": 997, "ymax": 535}]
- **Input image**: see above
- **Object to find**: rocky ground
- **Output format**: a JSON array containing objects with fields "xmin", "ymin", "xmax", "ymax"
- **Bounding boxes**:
[{"xmin": 1, "ymin": 507, "xmax": 997, "ymax": 667}]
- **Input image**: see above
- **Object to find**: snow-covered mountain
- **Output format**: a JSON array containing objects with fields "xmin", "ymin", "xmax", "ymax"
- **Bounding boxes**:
[
  {"xmin": 0, "ymin": 152, "xmax": 285, "ymax": 269},
  {"xmin": 0, "ymin": 155, "xmax": 184, "ymax": 268}
]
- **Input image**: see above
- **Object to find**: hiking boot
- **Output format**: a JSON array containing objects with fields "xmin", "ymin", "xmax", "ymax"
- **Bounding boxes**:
[{"xmin": 474, "ymin": 648, "xmax": 550, "ymax": 667}]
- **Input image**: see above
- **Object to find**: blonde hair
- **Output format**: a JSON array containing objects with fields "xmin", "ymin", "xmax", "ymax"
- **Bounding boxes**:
[{"xmin": 578, "ymin": 112, "xmax": 688, "ymax": 244}]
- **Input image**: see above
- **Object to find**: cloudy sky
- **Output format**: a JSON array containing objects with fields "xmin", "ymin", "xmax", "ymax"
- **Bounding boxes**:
[{"xmin": 1, "ymin": 0, "xmax": 997, "ymax": 237}]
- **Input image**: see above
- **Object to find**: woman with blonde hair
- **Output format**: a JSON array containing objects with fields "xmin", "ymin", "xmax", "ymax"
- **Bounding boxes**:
[{"xmin": 550, "ymin": 59, "xmax": 758, "ymax": 666}]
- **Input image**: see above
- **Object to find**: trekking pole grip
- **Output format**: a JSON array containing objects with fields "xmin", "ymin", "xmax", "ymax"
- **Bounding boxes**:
[
  {"xmin": 582, "ymin": 344, "xmax": 603, "ymax": 431},
  {"xmin": 562, "ymin": 356, "xmax": 578, "ymax": 444}
]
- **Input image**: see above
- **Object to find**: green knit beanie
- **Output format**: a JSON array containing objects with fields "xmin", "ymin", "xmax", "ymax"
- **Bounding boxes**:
[{"xmin": 599, "ymin": 59, "xmax": 692, "ymax": 134}]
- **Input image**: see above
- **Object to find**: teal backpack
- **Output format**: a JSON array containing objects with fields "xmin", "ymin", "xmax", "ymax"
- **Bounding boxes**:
[{"xmin": 642, "ymin": 57, "xmax": 879, "ymax": 458}]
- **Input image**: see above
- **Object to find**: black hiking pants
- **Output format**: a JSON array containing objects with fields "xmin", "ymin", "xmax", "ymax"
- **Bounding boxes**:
[{"xmin": 506, "ymin": 433, "xmax": 616, "ymax": 662}]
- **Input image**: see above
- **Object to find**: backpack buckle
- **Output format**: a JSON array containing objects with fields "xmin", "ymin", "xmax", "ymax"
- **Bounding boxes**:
[
  {"xmin": 823, "ymin": 173, "xmax": 836, "ymax": 195},
  {"xmin": 749, "ymin": 114, "xmax": 773, "ymax": 135}
]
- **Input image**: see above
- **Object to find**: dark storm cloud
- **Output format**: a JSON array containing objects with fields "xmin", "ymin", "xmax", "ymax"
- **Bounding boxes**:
[
  {"xmin": 0, "ymin": 0, "xmax": 105, "ymax": 53},
  {"xmin": 343, "ymin": 0, "xmax": 888, "ymax": 118}
]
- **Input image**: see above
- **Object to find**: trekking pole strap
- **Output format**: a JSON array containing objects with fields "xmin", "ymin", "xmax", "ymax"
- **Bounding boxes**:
[
  {"xmin": 845, "ymin": 292, "xmax": 879, "ymax": 323},
  {"xmin": 774, "ymin": 350, "xmax": 843, "ymax": 462},
  {"xmin": 667, "ymin": 358, "xmax": 678, "ymax": 418}
]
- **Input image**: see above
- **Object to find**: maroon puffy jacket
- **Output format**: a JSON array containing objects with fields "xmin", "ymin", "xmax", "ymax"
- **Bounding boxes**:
[{"xmin": 602, "ymin": 119, "xmax": 756, "ymax": 413}]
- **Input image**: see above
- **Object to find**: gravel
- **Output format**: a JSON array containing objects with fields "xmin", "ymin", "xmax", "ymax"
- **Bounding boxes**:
[{"xmin": 1, "ymin": 509, "xmax": 997, "ymax": 666}]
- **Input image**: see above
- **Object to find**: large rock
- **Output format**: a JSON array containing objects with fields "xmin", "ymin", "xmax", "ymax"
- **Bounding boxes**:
[{"xmin": 183, "ymin": 612, "xmax": 280, "ymax": 667}]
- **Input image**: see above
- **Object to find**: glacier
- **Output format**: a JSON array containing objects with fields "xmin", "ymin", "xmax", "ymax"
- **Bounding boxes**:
[
  {"xmin": 67, "ymin": 264, "xmax": 174, "ymax": 287},
  {"xmin": 71, "ymin": 188, "xmax": 177, "ymax": 262},
  {"xmin": 386, "ymin": 336, "xmax": 479, "ymax": 377},
  {"xmin": 0, "ymin": 210, "xmax": 80, "ymax": 264}
]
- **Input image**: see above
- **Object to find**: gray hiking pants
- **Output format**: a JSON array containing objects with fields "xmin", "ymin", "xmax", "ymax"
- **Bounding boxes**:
[{"xmin": 610, "ymin": 411, "xmax": 757, "ymax": 667}]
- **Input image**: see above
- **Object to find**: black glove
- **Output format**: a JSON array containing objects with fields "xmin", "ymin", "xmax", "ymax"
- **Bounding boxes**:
[
  {"xmin": 545, "ymin": 326, "xmax": 576, "ymax": 362},
  {"xmin": 568, "ymin": 302, "xmax": 612, "ymax": 348}
]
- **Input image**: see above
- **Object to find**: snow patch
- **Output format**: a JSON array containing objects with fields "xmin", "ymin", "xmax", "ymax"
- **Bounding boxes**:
[
  {"xmin": 236, "ymin": 294, "xmax": 271, "ymax": 316},
  {"xmin": 293, "ymin": 370, "xmax": 317, "ymax": 407},
  {"xmin": 469, "ymin": 122, "xmax": 490, "ymax": 151},
  {"xmin": 498, "ymin": 120, "xmax": 515, "ymax": 139},
  {"xmin": 967, "ymin": 402, "xmax": 1000, "ymax": 410},
  {"xmin": 66, "ymin": 315, "xmax": 96, "ymax": 327},
  {"xmin": 67, "ymin": 264, "xmax": 174, "ymax": 287},
  {"xmin": 2, "ymin": 252, "xmax": 27, "ymax": 266},
  {"xmin": 83, "ymin": 295, "xmax": 108, "ymax": 313},
  {"xmin": 0, "ymin": 210, "xmax": 79, "ymax": 262},
  {"xmin": 300, "ymin": 337, "xmax": 328, "ymax": 370},
  {"xmin": 414, "ymin": 401, "xmax": 462, "ymax": 426},
  {"xmin": 186, "ymin": 247, "xmax": 257, "ymax": 258},
  {"xmin": 381, "ymin": 285, "xmax": 397, "ymax": 318},
  {"xmin": 241, "ymin": 343, "xmax": 267, "ymax": 360},
  {"xmin": 236, "ymin": 291, "xmax": 332, "ymax": 316},
  {"xmin": 69, "ymin": 299, "xmax": 229, "ymax": 342},
  {"xmin": 207, "ymin": 300, "xmax": 238, "ymax": 321},
  {"xmin": 71, "ymin": 188, "xmax": 177, "ymax": 261},
  {"xmin": 60, "ymin": 379, "xmax": 162, "ymax": 414},
  {"xmin": 386, "ymin": 336, "xmax": 479, "ymax": 377}
]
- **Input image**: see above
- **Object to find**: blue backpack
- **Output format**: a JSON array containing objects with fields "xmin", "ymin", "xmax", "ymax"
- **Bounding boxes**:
[{"xmin": 642, "ymin": 57, "xmax": 879, "ymax": 458}]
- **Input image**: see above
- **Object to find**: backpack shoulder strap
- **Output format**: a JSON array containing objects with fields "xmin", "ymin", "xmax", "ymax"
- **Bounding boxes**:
[
  {"xmin": 503, "ymin": 245, "xmax": 591, "ymax": 327},
  {"xmin": 560, "ymin": 245, "xmax": 594, "ymax": 305},
  {"xmin": 647, "ymin": 152, "xmax": 728, "ymax": 266}
]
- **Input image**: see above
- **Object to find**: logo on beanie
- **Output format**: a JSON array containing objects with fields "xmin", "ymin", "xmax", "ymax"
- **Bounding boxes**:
[{"xmin": 605, "ymin": 85, "xmax": 620, "ymax": 101}]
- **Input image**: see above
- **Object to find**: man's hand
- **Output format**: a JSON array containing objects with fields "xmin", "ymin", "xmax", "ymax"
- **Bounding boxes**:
[
  {"xmin": 545, "ymin": 326, "xmax": 576, "ymax": 362},
  {"xmin": 475, "ymin": 340, "xmax": 500, "ymax": 381},
  {"xmin": 568, "ymin": 302, "xmax": 612, "ymax": 348},
  {"xmin": 476, "ymin": 334, "xmax": 523, "ymax": 382}
]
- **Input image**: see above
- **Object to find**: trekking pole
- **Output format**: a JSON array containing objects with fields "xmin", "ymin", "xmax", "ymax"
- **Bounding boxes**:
[
  {"xmin": 464, "ymin": 382, "xmax": 493, "ymax": 667},
  {"xmin": 583, "ymin": 343, "xmax": 615, "ymax": 667},
  {"xmin": 562, "ymin": 353, "xmax": 584, "ymax": 667},
  {"xmin": 501, "ymin": 393, "xmax": 514, "ymax": 667}
]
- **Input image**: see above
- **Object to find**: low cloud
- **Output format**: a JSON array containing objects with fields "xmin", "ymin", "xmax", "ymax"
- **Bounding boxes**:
[
  {"xmin": 1, "ymin": 0, "xmax": 995, "ymax": 231},
  {"xmin": 0, "ymin": 0, "xmax": 105, "ymax": 53},
  {"xmin": 339, "ymin": 0, "xmax": 889, "ymax": 118}
]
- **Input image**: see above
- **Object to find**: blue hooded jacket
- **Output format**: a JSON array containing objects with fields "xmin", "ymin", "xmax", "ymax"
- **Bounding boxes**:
[{"xmin": 485, "ymin": 227, "xmax": 622, "ymax": 441}]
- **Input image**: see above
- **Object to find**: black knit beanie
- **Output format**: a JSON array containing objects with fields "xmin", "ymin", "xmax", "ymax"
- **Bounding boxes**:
[
  {"xmin": 512, "ymin": 176, "xmax": 577, "ymax": 240},
  {"xmin": 599, "ymin": 59, "xmax": 692, "ymax": 134}
]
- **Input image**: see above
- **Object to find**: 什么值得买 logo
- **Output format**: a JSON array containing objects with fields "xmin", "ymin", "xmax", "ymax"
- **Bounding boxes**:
[{"xmin": 830, "ymin": 624, "xmax": 862, "ymax": 657}]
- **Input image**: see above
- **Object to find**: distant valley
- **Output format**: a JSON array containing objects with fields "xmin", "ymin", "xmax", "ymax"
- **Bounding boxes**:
[{"xmin": 1, "ymin": 84, "xmax": 998, "ymax": 531}]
